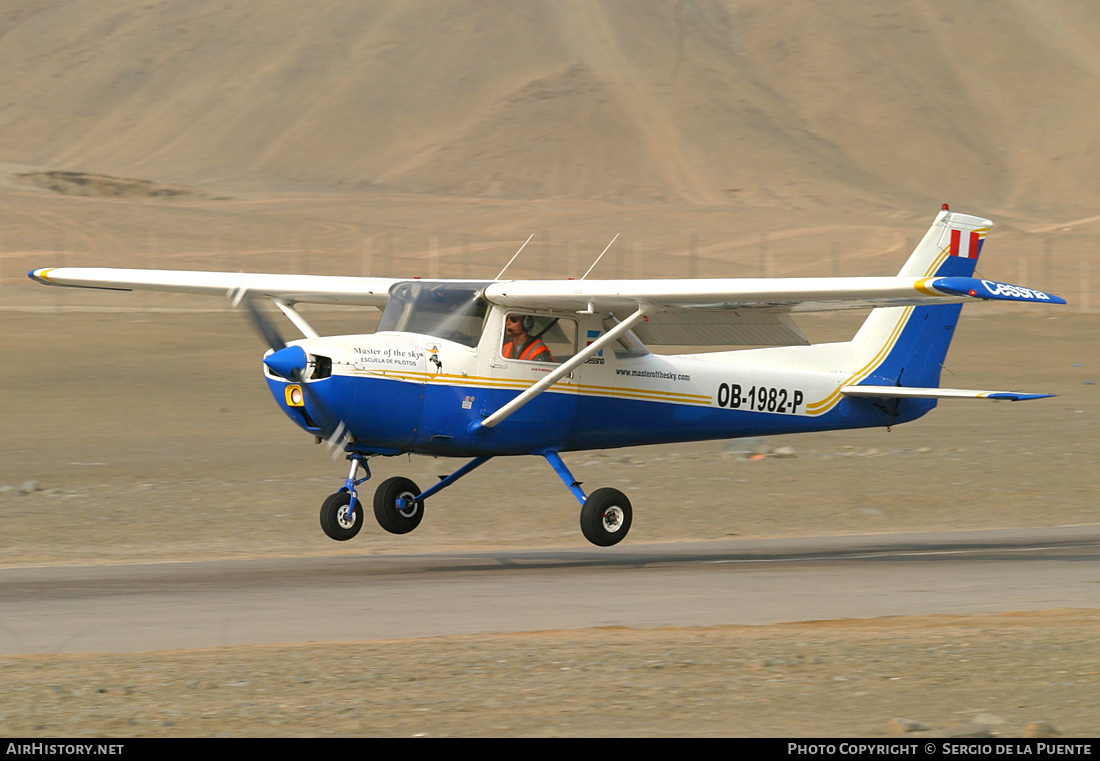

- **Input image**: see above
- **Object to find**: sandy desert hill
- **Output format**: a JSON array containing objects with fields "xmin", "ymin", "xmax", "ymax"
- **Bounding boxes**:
[
  {"xmin": 0, "ymin": 0, "xmax": 1097, "ymax": 298},
  {"xmin": 1, "ymin": 1, "xmax": 1099, "ymax": 210}
]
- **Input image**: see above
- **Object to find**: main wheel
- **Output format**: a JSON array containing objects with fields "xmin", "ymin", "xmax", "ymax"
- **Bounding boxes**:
[
  {"xmin": 319, "ymin": 491, "xmax": 363, "ymax": 541},
  {"xmin": 373, "ymin": 477, "xmax": 424, "ymax": 535},
  {"xmin": 580, "ymin": 488, "xmax": 632, "ymax": 547}
]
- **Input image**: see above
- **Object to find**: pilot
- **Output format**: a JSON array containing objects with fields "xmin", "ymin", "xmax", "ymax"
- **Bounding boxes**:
[{"xmin": 502, "ymin": 314, "xmax": 554, "ymax": 362}]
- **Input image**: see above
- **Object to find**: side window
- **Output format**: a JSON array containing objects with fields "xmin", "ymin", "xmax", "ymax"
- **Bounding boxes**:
[{"xmin": 501, "ymin": 314, "xmax": 577, "ymax": 363}]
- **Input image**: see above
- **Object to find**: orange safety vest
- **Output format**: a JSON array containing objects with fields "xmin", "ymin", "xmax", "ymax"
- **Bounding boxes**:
[{"xmin": 502, "ymin": 338, "xmax": 554, "ymax": 362}]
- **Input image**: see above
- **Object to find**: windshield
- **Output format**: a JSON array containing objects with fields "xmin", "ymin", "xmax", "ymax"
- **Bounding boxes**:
[{"xmin": 377, "ymin": 281, "xmax": 490, "ymax": 348}]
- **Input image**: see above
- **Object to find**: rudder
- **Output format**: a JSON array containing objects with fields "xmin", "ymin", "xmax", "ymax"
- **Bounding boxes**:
[{"xmin": 851, "ymin": 209, "xmax": 994, "ymax": 391}]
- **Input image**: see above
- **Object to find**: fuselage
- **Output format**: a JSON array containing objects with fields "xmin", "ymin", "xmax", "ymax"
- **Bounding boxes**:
[{"xmin": 263, "ymin": 304, "xmax": 931, "ymax": 458}]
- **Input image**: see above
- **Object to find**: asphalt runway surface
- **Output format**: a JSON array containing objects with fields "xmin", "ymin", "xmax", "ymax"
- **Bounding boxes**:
[{"xmin": 3, "ymin": 526, "xmax": 1098, "ymax": 656}]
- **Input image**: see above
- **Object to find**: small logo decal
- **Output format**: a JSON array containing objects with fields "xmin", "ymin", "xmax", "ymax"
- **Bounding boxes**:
[
  {"xmin": 426, "ymin": 345, "xmax": 443, "ymax": 374},
  {"xmin": 586, "ymin": 329, "xmax": 603, "ymax": 357}
]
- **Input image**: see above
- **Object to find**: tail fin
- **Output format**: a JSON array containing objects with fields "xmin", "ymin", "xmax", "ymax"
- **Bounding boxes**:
[
  {"xmin": 851, "ymin": 210, "xmax": 993, "ymax": 393},
  {"xmin": 896, "ymin": 209, "xmax": 992, "ymax": 279}
]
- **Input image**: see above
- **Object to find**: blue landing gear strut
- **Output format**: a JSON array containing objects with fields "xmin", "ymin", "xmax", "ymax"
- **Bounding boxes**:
[
  {"xmin": 543, "ymin": 452, "xmax": 634, "ymax": 547},
  {"xmin": 407, "ymin": 456, "xmax": 493, "ymax": 505},
  {"xmin": 373, "ymin": 456, "xmax": 493, "ymax": 536},
  {"xmin": 543, "ymin": 452, "xmax": 588, "ymax": 504}
]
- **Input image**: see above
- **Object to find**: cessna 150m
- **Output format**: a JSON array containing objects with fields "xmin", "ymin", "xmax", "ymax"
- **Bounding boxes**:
[{"xmin": 30, "ymin": 208, "xmax": 1064, "ymax": 546}]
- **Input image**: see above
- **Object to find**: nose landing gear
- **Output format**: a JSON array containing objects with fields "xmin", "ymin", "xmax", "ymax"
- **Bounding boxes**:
[{"xmin": 319, "ymin": 454, "xmax": 375, "ymax": 541}]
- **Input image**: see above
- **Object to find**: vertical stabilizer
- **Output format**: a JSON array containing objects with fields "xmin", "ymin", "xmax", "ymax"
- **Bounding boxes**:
[
  {"xmin": 850, "ymin": 210, "xmax": 993, "ymax": 392},
  {"xmin": 896, "ymin": 209, "xmax": 992, "ymax": 278}
]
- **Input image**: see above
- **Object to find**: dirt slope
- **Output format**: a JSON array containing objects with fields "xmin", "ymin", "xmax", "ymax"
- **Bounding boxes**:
[{"xmin": 1, "ymin": 1, "xmax": 1099, "ymax": 216}]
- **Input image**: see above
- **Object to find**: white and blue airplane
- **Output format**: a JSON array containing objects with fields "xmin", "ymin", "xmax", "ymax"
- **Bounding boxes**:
[{"xmin": 30, "ymin": 207, "xmax": 1064, "ymax": 546}]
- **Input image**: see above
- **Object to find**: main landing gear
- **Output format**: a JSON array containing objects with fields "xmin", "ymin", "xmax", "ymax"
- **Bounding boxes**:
[
  {"xmin": 373, "ymin": 476, "xmax": 424, "ymax": 534},
  {"xmin": 543, "ymin": 452, "xmax": 633, "ymax": 547},
  {"xmin": 318, "ymin": 451, "xmax": 633, "ymax": 547}
]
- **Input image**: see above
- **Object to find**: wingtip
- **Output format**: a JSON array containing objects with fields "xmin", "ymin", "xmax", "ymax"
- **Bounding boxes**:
[
  {"xmin": 27, "ymin": 267, "xmax": 55, "ymax": 285},
  {"xmin": 986, "ymin": 392, "xmax": 1057, "ymax": 401}
]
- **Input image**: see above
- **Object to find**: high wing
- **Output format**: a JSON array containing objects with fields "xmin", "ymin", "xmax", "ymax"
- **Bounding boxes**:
[
  {"xmin": 29, "ymin": 267, "xmax": 400, "ymax": 307},
  {"xmin": 483, "ymin": 275, "xmax": 1066, "ymax": 345},
  {"xmin": 31, "ymin": 267, "xmax": 1065, "ymax": 347},
  {"xmin": 482, "ymin": 275, "xmax": 1065, "ymax": 312}
]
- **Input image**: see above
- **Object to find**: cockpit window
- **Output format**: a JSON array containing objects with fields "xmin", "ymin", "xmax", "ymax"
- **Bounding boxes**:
[
  {"xmin": 378, "ymin": 281, "xmax": 490, "ymax": 348},
  {"xmin": 502, "ymin": 314, "xmax": 577, "ymax": 363}
]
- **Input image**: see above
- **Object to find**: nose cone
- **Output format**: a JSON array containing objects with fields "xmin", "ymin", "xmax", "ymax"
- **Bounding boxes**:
[{"xmin": 264, "ymin": 345, "xmax": 308, "ymax": 381}]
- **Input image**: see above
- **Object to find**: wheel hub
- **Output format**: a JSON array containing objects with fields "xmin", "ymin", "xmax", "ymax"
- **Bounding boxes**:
[
  {"xmin": 337, "ymin": 504, "xmax": 356, "ymax": 529},
  {"xmin": 602, "ymin": 506, "xmax": 624, "ymax": 533},
  {"xmin": 397, "ymin": 492, "xmax": 419, "ymax": 518}
]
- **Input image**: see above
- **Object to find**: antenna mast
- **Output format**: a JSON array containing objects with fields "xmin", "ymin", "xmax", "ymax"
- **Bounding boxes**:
[
  {"xmin": 495, "ymin": 234, "xmax": 534, "ymax": 280},
  {"xmin": 580, "ymin": 233, "xmax": 620, "ymax": 280}
]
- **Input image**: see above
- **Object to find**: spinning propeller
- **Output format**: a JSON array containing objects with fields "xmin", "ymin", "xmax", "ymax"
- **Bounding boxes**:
[
  {"xmin": 229, "ymin": 287, "xmax": 306, "ymax": 381},
  {"xmin": 229, "ymin": 286, "xmax": 351, "ymax": 457}
]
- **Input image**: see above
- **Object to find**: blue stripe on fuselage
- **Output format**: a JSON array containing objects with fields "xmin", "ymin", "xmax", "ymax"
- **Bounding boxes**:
[{"xmin": 266, "ymin": 374, "xmax": 911, "ymax": 457}]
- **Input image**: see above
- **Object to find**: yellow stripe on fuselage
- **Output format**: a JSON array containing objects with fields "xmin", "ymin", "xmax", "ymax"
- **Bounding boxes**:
[
  {"xmin": 344, "ymin": 368, "xmax": 714, "ymax": 406},
  {"xmin": 805, "ymin": 305, "xmax": 914, "ymax": 414}
]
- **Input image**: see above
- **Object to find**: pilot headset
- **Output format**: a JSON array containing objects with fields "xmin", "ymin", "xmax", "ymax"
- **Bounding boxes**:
[{"xmin": 509, "ymin": 313, "xmax": 534, "ymax": 331}]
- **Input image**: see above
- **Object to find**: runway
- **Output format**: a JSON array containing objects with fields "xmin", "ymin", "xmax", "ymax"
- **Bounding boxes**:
[{"xmin": 2, "ymin": 525, "xmax": 1098, "ymax": 655}]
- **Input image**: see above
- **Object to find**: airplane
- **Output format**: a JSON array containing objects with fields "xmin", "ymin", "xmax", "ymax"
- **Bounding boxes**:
[{"xmin": 28, "ymin": 207, "xmax": 1065, "ymax": 547}]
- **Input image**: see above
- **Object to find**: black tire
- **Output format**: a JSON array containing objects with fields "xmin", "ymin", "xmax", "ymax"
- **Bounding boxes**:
[
  {"xmin": 373, "ymin": 477, "xmax": 424, "ymax": 535},
  {"xmin": 319, "ymin": 491, "xmax": 363, "ymax": 541},
  {"xmin": 580, "ymin": 488, "xmax": 632, "ymax": 547}
]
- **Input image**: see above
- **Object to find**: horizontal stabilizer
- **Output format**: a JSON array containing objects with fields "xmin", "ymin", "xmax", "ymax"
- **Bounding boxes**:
[
  {"xmin": 841, "ymin": 385, "xmax": 1055, "ymax": 401},
  {"xmin": 928, "ymin": 277, "xmax": 1066, "ymax": 304}
]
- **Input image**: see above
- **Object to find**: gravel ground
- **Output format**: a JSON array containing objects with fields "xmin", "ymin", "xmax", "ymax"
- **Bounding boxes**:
[
  {"xmin": 2, "ymin": 310, "xmax": 1096, "ymax": 737},
  {"xmin": 1, "ymin": 611, "xmax": 1095, "ymax": 737}
]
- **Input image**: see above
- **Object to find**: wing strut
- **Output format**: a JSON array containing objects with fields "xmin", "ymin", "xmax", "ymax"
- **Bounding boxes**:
[
  {"xmin": 272, "ymin": 298, "xmax": 320, "ymax": 339},
  {"xmin": 473, "ymin": 304, "xmax": 653, "ymax": 432}
]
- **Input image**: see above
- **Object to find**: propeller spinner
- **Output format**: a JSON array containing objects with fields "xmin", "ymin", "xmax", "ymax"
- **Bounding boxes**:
[{"xmin": 264, "ymin": 345, "xmax": 309, "ymax": 382}]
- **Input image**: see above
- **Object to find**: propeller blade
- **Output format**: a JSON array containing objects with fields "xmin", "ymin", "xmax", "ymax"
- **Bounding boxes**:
[
  {"xmin": 324, "ymin": 420, "xmax": 351, "ymax": 459},
  {"xmin": 243, "ymin": 296, "xmax": 288, "ymax": 353},
  {"xmin": 229, "ymin": 285, "xmax": 287, "ymax": 352}
]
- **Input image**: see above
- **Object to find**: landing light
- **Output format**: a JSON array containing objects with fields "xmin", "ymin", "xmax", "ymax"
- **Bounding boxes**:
[{"xmin": 285, "ymin": 385, "xmax": 305, "ymax": 407}]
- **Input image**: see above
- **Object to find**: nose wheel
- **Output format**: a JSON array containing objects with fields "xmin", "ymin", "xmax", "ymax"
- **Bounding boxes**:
[{"xmin": 319, "ymin": 491, "xmax": 363, "ymax": 541}]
